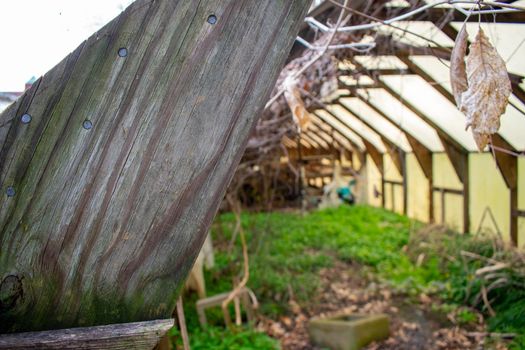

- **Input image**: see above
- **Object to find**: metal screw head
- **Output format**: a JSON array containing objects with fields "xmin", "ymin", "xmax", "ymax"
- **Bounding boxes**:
[
  {"xmin": 21, "ymin": 113, "xmax": 32, "ymax": 124},
  {"xmin": 6, "ymin": 186, "xmax": 15, "ymax": 197},
  {"xmin": 207, "ymin": 14, "xmax": 217, "ymax": 24},
  {"xmin": 82, "ymin": 120, "xmax": 93, "ymax": 130},
  {"xmin": 118, "ymin": 47, "xmax": 128, "ymax": 57}
]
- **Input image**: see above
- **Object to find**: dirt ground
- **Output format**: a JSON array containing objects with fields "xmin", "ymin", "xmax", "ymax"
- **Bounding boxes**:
[{"xmin": 259, "ymin": 261, "xmax": 508, "ymax": 350}]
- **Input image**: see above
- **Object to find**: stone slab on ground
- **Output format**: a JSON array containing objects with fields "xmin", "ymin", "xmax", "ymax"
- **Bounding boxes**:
[{"xmin": 308, "ymin": 313, "xmax": 390, "ymax": 350}]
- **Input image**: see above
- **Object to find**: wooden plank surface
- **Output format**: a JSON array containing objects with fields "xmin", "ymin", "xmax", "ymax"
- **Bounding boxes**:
[
  {"xmin": 0, "ymin": 0, "xmax": 310, "ymax": 332},
  {"xmin": 0, "ymin": 319, "xmax": 173, "ymax": 349}
]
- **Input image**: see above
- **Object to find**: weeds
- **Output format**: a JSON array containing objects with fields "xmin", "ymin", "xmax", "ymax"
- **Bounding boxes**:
[{"xmin": 179, "ymin": 206, "xmax": 524, "ymax": 349}]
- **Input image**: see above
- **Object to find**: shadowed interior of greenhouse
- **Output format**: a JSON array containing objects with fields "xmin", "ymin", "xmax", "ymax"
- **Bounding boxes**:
[{"xmin": 1, "ymin": 0, "xmax": 525, "ymax": 349}]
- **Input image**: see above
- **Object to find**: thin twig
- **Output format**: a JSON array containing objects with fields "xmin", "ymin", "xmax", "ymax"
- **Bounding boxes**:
[
  {"xmin": 222, "ymin": 196, "xmax": 250, "ymax": 328},
  {"xmin": 264, "ymin": 0, "xmax": 350, "ymax": 110},
  {"xmin": 176, "ymin": 296, "xmax": 190, "ymax": 350}
]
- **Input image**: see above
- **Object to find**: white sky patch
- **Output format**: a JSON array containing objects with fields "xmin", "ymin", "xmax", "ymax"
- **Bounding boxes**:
[{"xmin": 0, "ymin": 0, "xmax": 134, "ymax": 91}]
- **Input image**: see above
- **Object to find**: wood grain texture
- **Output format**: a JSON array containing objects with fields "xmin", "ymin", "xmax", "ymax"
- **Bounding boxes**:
[
  {"xmin": 0, "ymin": 319, "xmax": 173, "ymax": 349},
  {"xmin": 0, "ymin": 0, "xmax": 310, "ymax": 332}
]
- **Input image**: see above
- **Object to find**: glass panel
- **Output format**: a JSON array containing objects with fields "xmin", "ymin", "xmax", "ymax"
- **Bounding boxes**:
[
  {"xmin": 381, "ymin": 75, "xmax": 478, "ymax": 151},
  {"xmin": 377, "ymin": 21, "xmax": 455, "ymax": 47},
  {"xmin": 499, "ymin": 104, "xmax": 525, "ymax": 151},
  {"xmin": 340, "ymin": 97, "xmax": 412, "ymax": 152},
  {"xmin": 450, "ymin": 22, "xmax": 525, "ymax": 77},
  {"xmin": 409, "ymin": 56, "xmax": 452, "ymax": 92},
  {"xmin": 327, "ymin": 105, "xmax": 387, "ymax": 153},
  {"xmin": 356, "ymin": 88, "xmax": 444, "ymax": 152},
  {"xmin": 409, "ymin": 56, "xmax": 525, "ymax": 151},
  {"xmin": 315, "ymin": 110, "xmax": 366, "ymax": 151}
]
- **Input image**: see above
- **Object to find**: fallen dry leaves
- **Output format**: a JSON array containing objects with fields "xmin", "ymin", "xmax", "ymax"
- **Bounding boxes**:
[{"xmin": 257, "ymin": 261, "xmax": 509, "ymax": 350}]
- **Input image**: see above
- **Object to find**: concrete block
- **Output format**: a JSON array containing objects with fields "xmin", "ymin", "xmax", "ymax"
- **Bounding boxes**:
[{"xmin": 308, "ymin": 313, "xmax": 390, "ymax": 350}]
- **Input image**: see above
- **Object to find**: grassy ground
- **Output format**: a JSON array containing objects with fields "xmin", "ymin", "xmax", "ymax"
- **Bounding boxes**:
[{"xmin": 170, "ymin": 205, "xmax": 524, "ymax": 349}]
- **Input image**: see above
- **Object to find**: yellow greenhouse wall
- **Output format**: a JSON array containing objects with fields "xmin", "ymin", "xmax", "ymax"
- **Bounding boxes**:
[
  {"xmin": 365, "ymin": 154, "xmax": 382, "ymax": 208},
  {"xmin": 518, "ymin": 218, "xmax": 525, "ymax": 250},
  {"xmin": 352, "ymin": 151, "xmax": 362, "ymax": 170},
  {"xmin": 384, "ymin": 183, "xmax": 403, "ymax": 212},
  {"xmin": 518, "ymin": 158, "xmax": 525, "ymax": 248},
  {"xmin": 383, "ymin": 153, "xmax": 403, "ymax": 181},
  {"xmin": 383, "ymin": 153, "xmax": 403, "ymax": 215},
  {"xmin": 469, "ymin": 153, "xmax": 510, "ymax": 242},
  {"xmin": 433, "ymin": 153, "xmax": 462, "ymax": 189},
  {"xmin": 406, "ymin": 153, "xmax": 430, "ymax": 222},
  {"xmin": 433, "ymin": 153, "xmax": 464, "ymax": 232}
]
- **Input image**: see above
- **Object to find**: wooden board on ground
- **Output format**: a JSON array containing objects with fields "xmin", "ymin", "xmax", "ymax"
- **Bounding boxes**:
[{"xmin": 0, "ymin": 319, "xmax": 173, "ymax": 349}]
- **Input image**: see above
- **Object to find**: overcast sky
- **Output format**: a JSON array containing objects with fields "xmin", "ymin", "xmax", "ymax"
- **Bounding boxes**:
[{"xmin": 0, "ymin": 0, "xmax": 134, "ymax": 91}]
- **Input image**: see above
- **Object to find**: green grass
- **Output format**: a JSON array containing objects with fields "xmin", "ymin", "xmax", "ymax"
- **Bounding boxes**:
[
  {"xmin": 168, "ymin": 325, "xmax": 280, "ymax": 350},
  {"xmin": 178, "ymin": 205, "xmax": 524, "ymax": 349},
  {"xmin": 209, "ymin": 206, "xmax": 436, "ymax": 316}
]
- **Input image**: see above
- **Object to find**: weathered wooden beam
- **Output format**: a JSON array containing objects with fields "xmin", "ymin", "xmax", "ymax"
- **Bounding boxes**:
[
  {"xmin": 0, "ymin": 319, "xmax": 173, "ymax": 349},
  {"xmin": 0, "ymin": 0, "xmax": 311, "ymax": 332}
]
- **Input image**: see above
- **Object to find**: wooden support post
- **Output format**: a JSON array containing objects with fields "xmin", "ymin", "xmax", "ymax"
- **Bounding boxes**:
[{"xmin": 0, "ymin": 0, "xmax": 311, "ymax": 332}]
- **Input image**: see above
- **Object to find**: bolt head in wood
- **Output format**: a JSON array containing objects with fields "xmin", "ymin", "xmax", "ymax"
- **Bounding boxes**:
[
  {"xmin": 82, "ymin": 120, "xmax": 93, "ymax": 130},
  {"xmin": 118, "ymin": 47, "xmax": 128, "ymax": 57},
  {"xmin": 20, "ymin": 113, "xmax": 32, "ymax": 124},
  {"xmin": 6, "ymin": 186, "xmax": 15, "ymax": 197},
  {"xmin": 207, "ymin": 14, "xmax": 217, "ymax": 24}
]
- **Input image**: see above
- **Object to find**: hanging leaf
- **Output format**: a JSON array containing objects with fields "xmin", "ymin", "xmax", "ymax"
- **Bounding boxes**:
[
  {"xmin": 450, "ymin": 24, "xmax": 468, "ymax": 107},
  {"xmin": 283, "ymin": 77, "xmax": 312, "ymax": 131},
  {"xmin": 460, "ymin": 28, "xmax": 511, "ymax": 151}
]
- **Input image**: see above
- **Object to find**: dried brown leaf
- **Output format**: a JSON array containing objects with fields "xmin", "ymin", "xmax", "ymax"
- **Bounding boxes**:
[
  {"xmin": 460, "ymin": 28, "xmax": 511, "ymax": 151},
  {"xmin": 283, "ymin": 77, "xmax": 312, "ymax": 131},
  {"xmin": 450, "ymin": 24, "xmax": 469, "ymax": 106}
]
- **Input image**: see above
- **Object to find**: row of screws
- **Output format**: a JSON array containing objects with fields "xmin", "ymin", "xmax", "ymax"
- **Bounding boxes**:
[{"xmin": 19, "ymin": 113, "xmax": 93, "ymax": 130}]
